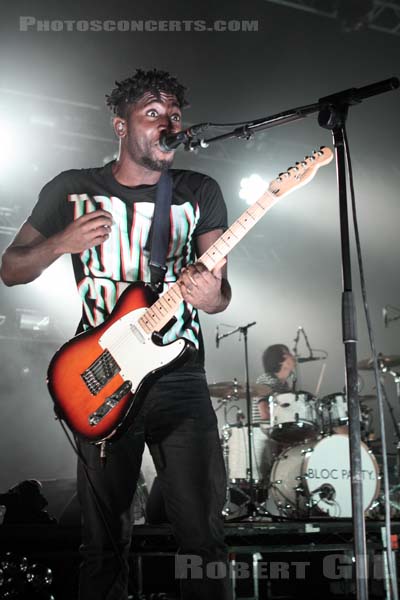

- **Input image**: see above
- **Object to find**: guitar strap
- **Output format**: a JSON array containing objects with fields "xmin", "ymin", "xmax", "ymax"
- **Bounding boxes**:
[{"xmin": 145, "ymin": 169, "xmax": 173, "ymax": 293}]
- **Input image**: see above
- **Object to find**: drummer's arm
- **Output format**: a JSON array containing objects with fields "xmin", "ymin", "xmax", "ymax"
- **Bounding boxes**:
[{"xmin": 257, "ymin": 397, "xmax": 270, "ymax": 421}]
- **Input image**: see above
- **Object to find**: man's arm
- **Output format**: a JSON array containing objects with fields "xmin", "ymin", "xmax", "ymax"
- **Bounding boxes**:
[
  {"xmin": 178, "ymin": 229, "xmax": 232, "ymax": 314},
  {"xmin": 0, "ymin": 210, "xmax": 113, "ymax": 286}
]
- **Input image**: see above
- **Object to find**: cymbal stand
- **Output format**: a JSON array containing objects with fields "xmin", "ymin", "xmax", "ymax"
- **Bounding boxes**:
[
  {"xmin": 218, "ymin": 321, "xmax": 268, "ymax": 518},
  {"xmin": 379, "ymin": 368, "xmax": 400, "ymax": 444},
  {"xmin": 380, "ymin": 368, "xmax": 400, "ymax": 482}
]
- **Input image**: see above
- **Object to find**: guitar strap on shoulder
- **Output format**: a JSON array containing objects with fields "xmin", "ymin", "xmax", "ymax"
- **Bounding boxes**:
[{"xmin": 145, "ymin": 169, "xmax": 173, "ymax": 293}]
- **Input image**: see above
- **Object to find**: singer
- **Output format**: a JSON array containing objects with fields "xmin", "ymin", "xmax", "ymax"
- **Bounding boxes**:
[{"xmin": 0, "ymin": 68, "xmax": 232, "ymax": 600}]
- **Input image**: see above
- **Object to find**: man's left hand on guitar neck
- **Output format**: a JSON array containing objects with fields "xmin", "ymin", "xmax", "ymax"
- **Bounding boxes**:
[{"xmin": 178, "ymin": 261, "xmax": 231, "ymax": 314}]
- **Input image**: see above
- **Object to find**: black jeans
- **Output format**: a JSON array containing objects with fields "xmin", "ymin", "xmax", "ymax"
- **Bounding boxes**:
[{"xmin": 77, "ymin": 370, "xmax": 231, "ymax": 600}]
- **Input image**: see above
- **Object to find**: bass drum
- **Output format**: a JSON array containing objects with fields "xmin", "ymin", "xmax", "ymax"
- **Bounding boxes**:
[{"xmin": 269, "ymin": 434, "xmax": 380, "ymax": 518}]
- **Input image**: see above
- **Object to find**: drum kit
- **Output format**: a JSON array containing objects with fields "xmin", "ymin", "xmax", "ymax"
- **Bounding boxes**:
[{"xmin": 209, "ymin": 354, "xmax": 400, "ymax": 521}]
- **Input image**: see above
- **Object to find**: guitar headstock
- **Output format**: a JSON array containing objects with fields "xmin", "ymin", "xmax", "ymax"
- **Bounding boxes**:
[{"xmin": 269, "ymin": 146, "xmax": 333, "ymax": 197}]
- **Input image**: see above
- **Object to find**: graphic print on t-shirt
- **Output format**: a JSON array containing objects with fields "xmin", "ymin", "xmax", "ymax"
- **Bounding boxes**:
[
  {"xmin": 68, "ymin": 193, "xmax": 200, "ymax": 349},
  {"xmin": 28, "ymin": 165, "xmax": 227, "ymax": 367}
]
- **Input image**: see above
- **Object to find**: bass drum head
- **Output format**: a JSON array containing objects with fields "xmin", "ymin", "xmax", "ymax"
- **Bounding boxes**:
[{"xmin": 270, "ymin": 434, "xmax": 380, "ymax": 518}]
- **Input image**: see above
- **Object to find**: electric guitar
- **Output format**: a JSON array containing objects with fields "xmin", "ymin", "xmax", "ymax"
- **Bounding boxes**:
[{"xmin": 47, "ymin": 147, "xmax": 333, "ymax": 443}]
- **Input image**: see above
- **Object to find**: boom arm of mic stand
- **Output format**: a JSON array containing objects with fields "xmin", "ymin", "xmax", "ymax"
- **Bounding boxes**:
[
  {"xmin": 216, "ymin": 325, "xmax": 242, "ymax": 345},
  {"xmin": 185, "ymin": 77, "xmax": 399, "ymax": 152},
  {"xmin": 217, "ymin": 321, "xmax": 256, "ymax": 344}
]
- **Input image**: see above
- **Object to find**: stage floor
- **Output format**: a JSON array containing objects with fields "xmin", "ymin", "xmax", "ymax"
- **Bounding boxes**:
[{"xmin": 1, "ymin": 518, "xmax": 399, "ymax": 599}]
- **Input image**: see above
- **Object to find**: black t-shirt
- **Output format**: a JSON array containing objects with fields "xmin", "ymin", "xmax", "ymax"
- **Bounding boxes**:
[{"xmin": 28, "ymin": 162, "xmax": 227, "ymax": 367}]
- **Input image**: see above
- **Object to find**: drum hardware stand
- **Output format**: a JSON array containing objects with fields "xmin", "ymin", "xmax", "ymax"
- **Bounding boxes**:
[
  {"xmin": 380, "ymin": 526, "xmax": 399, "ymax": 600},
  {"xmin": 218, "ymin": 395, "xmax": 249, "ymax": 518},
  {"xmin": 217, "ymin": 320, "xmax": 271, "ymax": 519},
  {"xmin": 378, "ymin": 368, "xmax": 400, "ymax": 450},
  {"xmin": 378, "ymin": 367, "xmax": 400, "ymax": 533}
]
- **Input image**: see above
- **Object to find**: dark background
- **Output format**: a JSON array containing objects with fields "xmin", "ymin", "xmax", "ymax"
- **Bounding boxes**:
[{"xmin": 0, "ymin": 0, "xmax": 399, "ymax": 493}]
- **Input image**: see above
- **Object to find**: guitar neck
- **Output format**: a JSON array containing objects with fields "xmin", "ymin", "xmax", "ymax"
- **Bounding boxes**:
[
  {"xmin": 138, "ymin": 188, "xmax": 279, "ymax": 336},
  {"xmin": 198, "ymin": 188, "xmax": 279, "ymax": 271},
  {"xmin": 137, "ymin": 146, "xmax": 334, "ymax": 336}
]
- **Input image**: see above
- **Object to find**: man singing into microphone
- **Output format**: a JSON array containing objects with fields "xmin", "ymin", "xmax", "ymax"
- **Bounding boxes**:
[{"xmin": 0, "ymin": 69, "xmax": 232, "ymax": 600}]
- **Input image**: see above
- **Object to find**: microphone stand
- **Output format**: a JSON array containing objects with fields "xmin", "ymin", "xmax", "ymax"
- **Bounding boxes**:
[
  {"xmin": 192, "ymin": 77, "xmax": 399, "ymax": 599},
  {"xmin": 292, "ymin": 327, "xmax": 301, "ymax": 393},
  {"xmin": 185, "ymin": 78, "xmax": 399, "ymax": 153},
  {"xmin": 217, "ymin": 321, "xmax": 262, "ymax": 518}
]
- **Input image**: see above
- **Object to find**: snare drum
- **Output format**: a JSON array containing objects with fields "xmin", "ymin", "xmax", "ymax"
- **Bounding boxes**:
[
  {"xmin": 268, "ymin": 391, "xmax": 319, "ymax": 442},
  {"xmin": 269, "ymin": 434, "xmax": 380, "ymax": 518}
]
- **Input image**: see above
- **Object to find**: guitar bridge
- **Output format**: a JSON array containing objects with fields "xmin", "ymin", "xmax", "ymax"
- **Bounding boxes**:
[
  {"xmin": 81, "ymin": 349, "xmax": 120, "ymax": 395},
  {"xmin": 88, "ymin": 380, "xmax": 133, "ymax": 426}
]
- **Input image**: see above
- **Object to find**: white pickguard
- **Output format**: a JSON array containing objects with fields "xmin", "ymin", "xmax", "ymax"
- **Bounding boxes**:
[{"xmin": 98, "ymin": 307, "xmax": 186, "ymax": 391}]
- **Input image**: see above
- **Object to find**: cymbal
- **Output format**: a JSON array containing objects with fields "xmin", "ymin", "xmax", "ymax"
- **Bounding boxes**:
[
  {"xmin": 208, "ymin": 381, "xmax": 272, "ymax": 399},
  {"xmin": 208, "ymin": 381, "xmax": 243, "ymax": 398},
  {"xmin": 248, "ymin": 383, "xmax": 273, "ymax": 397},
  {"xmin": 358, "ymin": 354, "xmax": 400, "ymax": 370}
]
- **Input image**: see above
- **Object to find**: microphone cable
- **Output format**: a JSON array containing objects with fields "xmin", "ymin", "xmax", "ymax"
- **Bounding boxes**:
[
  {"xmin": 344, "ymin": 127, "xmax": 398, "ymax": 600},
  {"xmin": 56, "ymin": 417, "xmax": 136, "ymax": 592}
]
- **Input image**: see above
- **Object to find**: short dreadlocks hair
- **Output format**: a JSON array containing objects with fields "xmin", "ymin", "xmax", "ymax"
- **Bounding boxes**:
[{"xmin": 106, "ymin": 68, "xmax": 189, "ymax": 118}]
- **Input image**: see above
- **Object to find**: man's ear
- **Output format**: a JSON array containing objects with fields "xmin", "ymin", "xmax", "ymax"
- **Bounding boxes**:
[{"xmin": 113, "ymin": 118, "xmax": 126, "ymax": 138}]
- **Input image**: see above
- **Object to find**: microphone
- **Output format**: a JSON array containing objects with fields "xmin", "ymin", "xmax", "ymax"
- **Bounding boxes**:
[
  {"xmin": 383, "ymin": 306, "xmax": 388, "ymax": 328},
  {"xmin": 297, "ymin": 356, "xmax": 325, "ymax": 363},
  {"xmin": 159, "ymin": 123, "xmax": 209, "ymax": 152},
  {"xmin": 311, "ymin": 483, "xmax": 336, "ymax": 501},
  {"xmin": 216, "ymin": 325, "xmax": 220, "ymax": 349}
]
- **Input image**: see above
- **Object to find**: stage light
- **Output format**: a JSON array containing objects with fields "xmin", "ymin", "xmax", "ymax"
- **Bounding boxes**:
[
  {"xmin": 16, "ymin": 308, "xmax": 50, "ymax": 334},
  {"xmin": 239, "ymin": 174, "xmax": 268, "ymax": 205}
]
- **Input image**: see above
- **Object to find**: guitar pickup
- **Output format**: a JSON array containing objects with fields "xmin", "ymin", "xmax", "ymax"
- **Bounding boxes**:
[
  {"xmin": 88, "ymin": 380, "xmax": 132, "ymax": 427},
  {"xmin": 81, "ymin": 349, "xmax": 120, "ymax": 395}
]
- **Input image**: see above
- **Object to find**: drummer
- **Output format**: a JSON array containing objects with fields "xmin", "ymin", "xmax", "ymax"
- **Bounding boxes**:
[{"xmin": 253, "ymin": 344, "xmax": 296, "ymax": 423}]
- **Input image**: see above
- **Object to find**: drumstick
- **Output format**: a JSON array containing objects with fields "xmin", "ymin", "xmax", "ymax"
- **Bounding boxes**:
[{"xmin": 314, "ymin": 362, "xmax": 327, "ymax": 397}]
